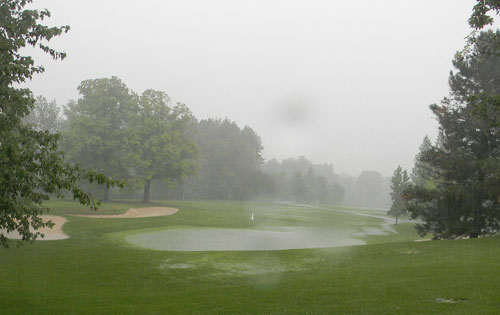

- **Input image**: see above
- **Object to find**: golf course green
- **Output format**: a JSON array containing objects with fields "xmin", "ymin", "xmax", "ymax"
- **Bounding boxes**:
[{"xmin": 1, "ymin": 200, "xmax": 499, "ymax": 314}]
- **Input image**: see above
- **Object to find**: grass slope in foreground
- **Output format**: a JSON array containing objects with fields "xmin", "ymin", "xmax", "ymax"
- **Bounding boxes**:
[{"xmin": 1, "ymin": 200, "xmax": 499, "ymax": 314}]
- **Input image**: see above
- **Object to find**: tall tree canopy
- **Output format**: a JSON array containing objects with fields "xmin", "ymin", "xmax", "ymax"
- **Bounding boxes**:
[
  {"xmin": 62, "ymin": 77, "xmax": 136, "ymax": 200},
  {"xmin": 176, "ymin": 118, "xmax": 268, "ymax": 200},
  {"xmin": 0, "ymin": 0, "xmax": 116, "ymax": 247},
  {"xmin": 450, "ymin": 30, "xmax": 500, "ymax": 100},
  {"xmin": 125, "ymin": 90, "xmax": 200, "ymax": 202},
  {"xmin": 406, "ymin": 31, "xmax": 500, "ymax": 239}
]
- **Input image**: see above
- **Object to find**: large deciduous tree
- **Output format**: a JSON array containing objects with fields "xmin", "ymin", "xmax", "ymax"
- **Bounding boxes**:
[
  {"xmin": 62, "ymin": 77, "xmax": 136, "ymax": 201},
  {"xmin": 405, "ymin": 31, "xmax": 500, "ymax": 239},
  {"xmin": 0, "ymin": 0, "xmax": 116, "ymax": 247},
  {"xmin": 125, "ymin": 90, "xmax": 200, "ymax": 202}
]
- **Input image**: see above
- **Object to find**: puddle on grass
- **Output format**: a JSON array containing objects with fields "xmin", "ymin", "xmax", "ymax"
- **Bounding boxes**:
[
  {"xmin": 435, "ymin": 297, "xmax": 467, "ymax": 304},
  {"xmin": 352, "ymin": 227, "xmax": 390, "ymax": 237},
  {"xmin": 210, "ymin": 261, "xmax": 300, "ymax": 276},
  {"xmin": 400, "ymin": 249, "xmax": 422, "ymax": 255},
  {"xmin": 127, "ymin": 227, "xmax": 364, "ymax": 251},
  {"xmin": 159, "ymin": 261, "xmax": 193, "ymax": 269},
  {"xmin": 158, "ymin": 255, "xmax": 325, "ymax": 278}
]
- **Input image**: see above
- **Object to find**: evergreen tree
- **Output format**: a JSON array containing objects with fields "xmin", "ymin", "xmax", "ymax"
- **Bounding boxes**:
[
  {"xmin": 411, "ymin": 135, "xmax": 433, "ymax": 187},
  {"xmin": 388, "ymin": 166, "xmax": 409, "ymax": 224},
  {"xmin": 406, "ymin": 31, "xmax": 500, "ymax": 239}
]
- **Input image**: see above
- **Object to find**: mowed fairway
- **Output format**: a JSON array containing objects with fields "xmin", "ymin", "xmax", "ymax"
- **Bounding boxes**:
[{"xmin": 1, "ymin": 200, "xmax": 500, "ymax": 314}]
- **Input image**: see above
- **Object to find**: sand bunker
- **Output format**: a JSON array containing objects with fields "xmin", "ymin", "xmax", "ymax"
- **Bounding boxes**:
[
  {"xmin": 126, "ymin": 227, "xmax": 364, "ymax": 251},
  {"xmin": 1, "ymin": 215, "xmax": 69, "ymax": 241},
  {"xmin": 73, "ymin": 207, "xmax": 178, "ymax": 218}
]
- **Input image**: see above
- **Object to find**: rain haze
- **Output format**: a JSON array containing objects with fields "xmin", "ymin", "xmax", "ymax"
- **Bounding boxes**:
[
  {"xmin": 25, "ymin": 0, "xmax": 476, "ymax": 176},
  {"xmin": 6, "ymin": 1, "xmax": 500, "ymax": 312}
]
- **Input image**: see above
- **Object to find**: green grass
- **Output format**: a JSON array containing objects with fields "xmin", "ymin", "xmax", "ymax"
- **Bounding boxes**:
[{"xmin": 1, "ymin": 200, "xmax": 500, "ymax": 314}]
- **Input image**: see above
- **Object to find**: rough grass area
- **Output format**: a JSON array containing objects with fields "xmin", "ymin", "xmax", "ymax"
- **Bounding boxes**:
[{"xmin": 1, "ymin": 200, "xmax": 499, "ymax": 314}]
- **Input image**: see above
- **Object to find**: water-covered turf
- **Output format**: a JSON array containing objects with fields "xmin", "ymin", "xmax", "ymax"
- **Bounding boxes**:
[
  {"xmin": 126, "ymin": 227, "xmax": 364, "ymax": 251},
  {"xmin": 10, "ymin": 200, "xmax": 496, "ymax": 314}
]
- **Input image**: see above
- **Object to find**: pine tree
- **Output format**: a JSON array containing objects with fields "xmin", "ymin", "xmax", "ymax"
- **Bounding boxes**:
[
  {"xmin": 406, "ymin": 31, "xmax": 500, "ymax": 239},
  {"xmin": 411, "ymin": 135, "xmax": 433, "ymax": 187},
  {"xmin": 388, "ymin": 166, "xmax": 409, "ymax": 224}
]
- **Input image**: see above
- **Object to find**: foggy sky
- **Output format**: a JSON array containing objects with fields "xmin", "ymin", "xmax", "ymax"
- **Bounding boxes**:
[{"xmin": 25, "ymin": 0, "xmax": 478, "ymax": 176}]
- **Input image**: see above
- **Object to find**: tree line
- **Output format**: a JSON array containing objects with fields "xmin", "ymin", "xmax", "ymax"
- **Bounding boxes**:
[
  {"xmin": 29, "ymin": 85, "xmax": 391, "ymax": 207},
  {"xmin": 29, "ymin": 77, "xmax": 200, "ymax": 203}
]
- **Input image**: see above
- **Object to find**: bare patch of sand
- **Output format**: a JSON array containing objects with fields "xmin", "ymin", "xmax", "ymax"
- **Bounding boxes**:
[
  {"xmin": 1, "ymin": 215, "xmax": 69, "ymax": 241},
  {"xmin": 73, "ymin": 207, "xmax": 178, "ymax": 218}
]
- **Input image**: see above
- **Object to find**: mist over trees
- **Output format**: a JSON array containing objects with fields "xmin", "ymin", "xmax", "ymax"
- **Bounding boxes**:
[
  {"xmin": 59, "ymin": 77, "xmax": 201, "ymax": 202},
  {"xmin": 160, "ymin": 118, "xmax": 270, "ymax": 200},
  {"xmin": 23, "ymin": 96, "xmax": 62, "ymax": 133},
  {"xmin": 260, "ymin": 157, "xmax": 390, "ymax": 208},
  {"xmin": 261, "ymin": 156, "xmax": 345, "ymax": 204},
  {"xmin": 38, "ymin": 80, "xmax": 390, "ymax": 206},
  {"xmin": 6, "ymin": 0, "xmax": 500, "ymax": 250}
]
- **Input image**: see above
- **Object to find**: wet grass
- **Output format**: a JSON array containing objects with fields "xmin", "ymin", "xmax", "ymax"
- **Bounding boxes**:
[{"xmin": 1, "ymin": 200, "xmax": 499, "ymax": 314}]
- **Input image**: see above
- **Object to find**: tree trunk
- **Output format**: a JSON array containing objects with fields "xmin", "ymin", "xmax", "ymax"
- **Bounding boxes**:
[
  {"xmin": 143, "ymin": 179, "xmax": 152, "ymax": 203},
  {"xmin": 395, "ymin": 215, "xmax": 398, "ymax": 225}
]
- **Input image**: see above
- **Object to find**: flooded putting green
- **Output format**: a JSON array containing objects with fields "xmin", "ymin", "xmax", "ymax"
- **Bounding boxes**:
[{"xmin": 126, "ymin": 227, "xmax": 364, "ymax": 251}]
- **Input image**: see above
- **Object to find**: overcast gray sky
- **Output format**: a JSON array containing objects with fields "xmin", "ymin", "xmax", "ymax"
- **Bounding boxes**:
[{"xmin": 25, "ymin": 0, "xmax": 478, "ymax": 177}]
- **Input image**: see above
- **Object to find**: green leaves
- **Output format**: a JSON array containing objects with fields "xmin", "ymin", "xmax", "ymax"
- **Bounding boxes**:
[
  {"xmin": 61, "ymin": 80, "xmax": 201, "ymax": 203},
  {"xmin": 62, "ymin": 77, "xmax": 137, "ymax": 196},
  {"xmin": 469, "ymin": 0, "xmax": 500, "ymax": 29},
  {"xmin": 124, "ymin": 90, "xmax": 200, "ymax": 202},
  {"xmin": 0, "ymin": 0, "xmax": 118, "ymax": 247}
]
